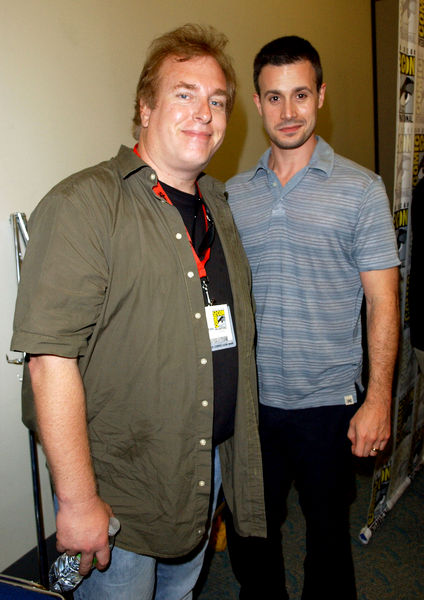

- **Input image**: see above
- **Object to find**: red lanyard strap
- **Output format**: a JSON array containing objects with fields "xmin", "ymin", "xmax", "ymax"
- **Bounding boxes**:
[
  {"xmin": 153, "ymin": 181, "xmax": 211, "ymax": 279},
  {"xmin": 132, "ymin": 144, "xmax": 212, "ymax": 279}
]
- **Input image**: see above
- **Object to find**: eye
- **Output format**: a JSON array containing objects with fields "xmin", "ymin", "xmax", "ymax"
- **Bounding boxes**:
[
  {"xmin": 269, "ymin": 95, "xmax": 280, "ymax": 103},
  {"xmin": 177, "ymin": 93, "xmax": 190, "ymax": 100},
  {"xmin": 296, "ymin": 93, "xmax": 308, "ymax": 100},
  {"xmin": 210, "ymin": 99, "xmax": 225, "ymax": 109}
]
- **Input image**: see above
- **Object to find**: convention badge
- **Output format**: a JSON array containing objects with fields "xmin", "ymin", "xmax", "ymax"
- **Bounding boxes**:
[{"xmin": 205, "ymin": 303, "xmax": 237, "ymax": 351}]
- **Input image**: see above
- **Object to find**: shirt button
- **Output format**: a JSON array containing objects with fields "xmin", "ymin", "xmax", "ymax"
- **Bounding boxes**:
[
  {"xmin": 187, "ymin": 271, "xmax": 194, "ymax": 278},
  {"xmin": 176, "ymin": 233, "xmax": 182, "ymax": 240},
  {"xmin": 150, "ymin": 173, "xmax": 156, "ymax": 181},
  {"xmin": 200, "ymin": 358, "xmax": 207, "ymax": 365},
  {"xmin": 272, "ymin": 182, "xmax": 277, "ymax": 187},
  {"xmin": 201, "ymin": 400, "xmax": 208, "ymax": 407},
  {"xmin": 195, "ymin": 312, "xmax": 202, "ymax": 319},
  {"xmin": 198, "ymin": 480, "xmax": 206, "ymax": 487},
  {"xmin": 200, "ymin": 439, "xmax": 206, "ymax": 446},
  {"xmin": 197, "ymin": 529, "xmax": 203, "ymax": 535}
]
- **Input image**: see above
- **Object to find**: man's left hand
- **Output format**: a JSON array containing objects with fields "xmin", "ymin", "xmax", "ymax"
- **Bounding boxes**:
[{"xmin": 347, "ymin": 393, "xmax": 391, "ymax": 457}]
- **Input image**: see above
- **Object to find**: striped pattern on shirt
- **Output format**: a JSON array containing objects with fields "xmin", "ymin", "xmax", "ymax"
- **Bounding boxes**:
[{"xmin": 227, "ymin": 137, "xmax": 400, "ymax": 409}]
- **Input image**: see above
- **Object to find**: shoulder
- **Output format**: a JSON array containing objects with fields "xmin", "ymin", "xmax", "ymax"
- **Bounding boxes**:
[
  {"xmin": 52, "ymin": 148, "xmax": 129, "ymax": 200},
  {"xmin": 227, "ymin": 162, "xmax": 264, "ymax": 191},
  {"xmin": 197, "ymin": 173, "xmax": 228, "ymax": 217},
  {"xmin": 331, "ymin": 152, "xmax": 384, "ymax": 191},
  {"xmin": 29, "ymin": 148, "xmax": 131, "ymax": 229},
  {"xmin": 318, "ymin": 152, "xmax": 389, "ymax": 212},
  {"xmin": 40, "ymin": 154, "xmax": 118, "ymax": 202},
  {"xmin": 315, "ymin": 138, "xmax": 383, "ymax": 193},
  {"xmin": 197, "ymin": 172, "xmax": 225, "ymax": 197},
  {"xmin": 226, "ymin": 165, "xmax": 266, "ymax": 211},
  {"xmin": 227, "ymin": 167, "xmax": 257, "ymax": 189}
]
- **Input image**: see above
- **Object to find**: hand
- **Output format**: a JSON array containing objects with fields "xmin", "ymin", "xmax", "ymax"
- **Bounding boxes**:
[
  {"xmin": 347, "ymin": 392, "xmax": 391, "ymax": 457},
  {"xmin": 56, "ymin": 494, "xmax": 113, "ymax": 575}
]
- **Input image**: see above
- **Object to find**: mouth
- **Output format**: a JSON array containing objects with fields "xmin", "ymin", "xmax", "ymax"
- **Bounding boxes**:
[
  {"xmin": 277, "ymin": 122, "xmax": 303, "ymax": 134},
  {"xmin": 182, "ymin": 129, "xmax": 212, "ymax": 140}
]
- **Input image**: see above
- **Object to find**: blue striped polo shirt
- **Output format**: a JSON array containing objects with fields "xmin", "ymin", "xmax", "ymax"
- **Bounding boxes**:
[{"xmin": 227, "ymin": 137, "xmax": 400, "ymax": 409}]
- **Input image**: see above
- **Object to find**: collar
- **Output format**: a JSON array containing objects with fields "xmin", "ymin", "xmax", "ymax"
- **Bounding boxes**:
[
  {"xmin": 114, "ymin": 145, "xmax": 225, "ymax": 198},
  {"xmin": 115, "ymin": 145, "xmax": 150, "ymax": 179},
  {"xmin": 248, "ymin": 136, "xmax": 335, "ymax": 182}
]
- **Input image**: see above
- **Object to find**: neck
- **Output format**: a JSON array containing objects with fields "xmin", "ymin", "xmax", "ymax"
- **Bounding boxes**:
[
  {"xmin": 155, "ymin": 168, "xmax": 197, "ymax": 194},
  {"xmin": 137, "ymin": 141, "xmax": 198, "ymax": 194},
  {"xmin": 269, "ymin": 135, "xmax": 317, "ymax": 187},
  {"xmin": 160, "ymin": 180, "xmax": 198, "ymax": 200}
]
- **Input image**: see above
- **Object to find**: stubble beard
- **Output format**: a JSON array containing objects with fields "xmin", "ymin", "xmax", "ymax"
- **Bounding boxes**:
[{"xmin": 268, "ymin": 123, "xmax": 314, "ymax": 151}]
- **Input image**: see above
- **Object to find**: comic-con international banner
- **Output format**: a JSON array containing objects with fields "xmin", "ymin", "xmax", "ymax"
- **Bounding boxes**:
[{"xmin": 360, "ymin": 0, "xmax": 424, "ymax": 543}]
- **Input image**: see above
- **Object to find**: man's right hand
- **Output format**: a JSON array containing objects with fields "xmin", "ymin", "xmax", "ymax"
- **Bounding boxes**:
[{"xmin": 56, "ymin": 494, "xmax": 113, "ymax": 575}]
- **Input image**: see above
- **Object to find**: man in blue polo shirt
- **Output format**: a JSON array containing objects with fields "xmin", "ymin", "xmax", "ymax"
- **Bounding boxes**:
[{"xmin": 225, "ymin": 36, "xmax": 400, "ymax": 600}]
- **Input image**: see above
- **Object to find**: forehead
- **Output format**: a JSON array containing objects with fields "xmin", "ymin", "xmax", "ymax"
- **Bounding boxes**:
[
  {"xmin": 258, "ymin": 60, "xmax": 317, "ymax": 92},
  {"xmin": 156, "ymin": 54, "xmax": 227, "ymax": 93}
]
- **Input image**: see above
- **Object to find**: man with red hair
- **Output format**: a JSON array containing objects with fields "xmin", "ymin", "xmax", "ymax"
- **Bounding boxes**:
[{"xmin": 11, "ymin": 24, "xmax": 265, "ymax": 600}]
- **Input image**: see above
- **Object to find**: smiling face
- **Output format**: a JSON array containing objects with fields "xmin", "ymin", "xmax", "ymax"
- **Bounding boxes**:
[
  {"xmin": 138, "ymin": 55, "xmax": 228, "ymax": 191},
  {"xmin": 254, "ymin": 59, "xmax": 326, "ymax": 154}
]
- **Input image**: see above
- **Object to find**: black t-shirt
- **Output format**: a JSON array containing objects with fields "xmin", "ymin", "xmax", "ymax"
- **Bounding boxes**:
[{"xmin": 161, "ymin": 181, "xmax": 238, "ymax": 445}]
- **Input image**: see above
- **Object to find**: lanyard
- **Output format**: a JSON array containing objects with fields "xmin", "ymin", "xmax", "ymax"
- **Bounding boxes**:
[
  {"xmin": 133, "ymin": 144, "xmax": 212, "ymax": 281},
  {"xmin": 153, "ymin": 180, "xmax": 211, "ymax": 279}
]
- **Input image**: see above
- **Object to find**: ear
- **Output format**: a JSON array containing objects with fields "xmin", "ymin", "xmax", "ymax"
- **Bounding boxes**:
[
  {"xmin": 139, "ymin": 99, "xmax": 152, "ymax": 128},
  {"xmin": 253, "ymin": 93, "xmax": 263, "ymax": 117},
  {"xmin": 317, "ymin": 83, "xmax": 326, "ymax": 109}
]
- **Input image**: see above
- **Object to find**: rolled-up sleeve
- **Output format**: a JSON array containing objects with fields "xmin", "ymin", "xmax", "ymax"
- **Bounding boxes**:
[{"xmin": 11, "ymin": 181, "xmax": 109, "ymax": 357}]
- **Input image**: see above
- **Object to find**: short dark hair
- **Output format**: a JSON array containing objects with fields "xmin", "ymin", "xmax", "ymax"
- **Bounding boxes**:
[
  {"xmin": 253, "ymin": 36, "xmax": 323, "ymax": 95},
  {"xmin": 132, "ymin": 23, "xmax": 236, "ymax": 139}
]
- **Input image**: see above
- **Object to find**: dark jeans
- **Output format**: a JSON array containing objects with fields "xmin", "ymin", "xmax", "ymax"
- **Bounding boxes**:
[{"xmin": 225, "ymin": 402, "xmax": 358, "ymax": 600}]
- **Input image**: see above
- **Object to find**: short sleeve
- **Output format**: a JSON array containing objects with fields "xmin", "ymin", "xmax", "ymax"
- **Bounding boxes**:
[
  {"xmin": 352, "ymin": 177, "xmax": 400, "ymax": 272},
  {"xmin": 11, "ymin": 180, "xmax": 109, "ymax": 357}
]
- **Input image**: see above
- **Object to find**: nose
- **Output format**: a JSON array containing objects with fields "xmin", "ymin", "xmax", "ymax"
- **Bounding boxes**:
[
  {"xmin": 194, "ymin": 98, "xmax": 212, "ymax": 123},
  {"xmin": 280, "ymin": 98, "xmax": 297, "ymax": 121}
]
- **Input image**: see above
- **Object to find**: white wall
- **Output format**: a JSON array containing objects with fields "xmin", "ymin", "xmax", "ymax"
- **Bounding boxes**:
[
  {"xmin": 0, "ymin": 0, "xmax": 374, "ymax": 570},
  {"xmin": 1, "ymin": 1, "xmax": 138, "ymax": 570}
]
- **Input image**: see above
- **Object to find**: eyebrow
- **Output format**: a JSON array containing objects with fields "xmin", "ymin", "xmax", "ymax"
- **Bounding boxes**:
[
  {"xmin": 264, "ymin": 86, "xmax": 313, "ymax": 96},
  {"xmin": 263, "ymin": 85, "xmax": 312, "ymax": 96},
  {"xmin": 174, "ymin": 82, "xmax": 229, "ymax": 99},
  {"xmin": 213, "ymin": 88, "xmax": 230, "ymax": 99},
  {"xmin": 173, "ymin": 82, "xmax": 197, "ymax": 91}
]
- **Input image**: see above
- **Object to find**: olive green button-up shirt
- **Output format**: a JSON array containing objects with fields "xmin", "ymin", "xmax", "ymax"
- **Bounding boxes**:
[{"xmin": 11, "ymin": 146, "xmax": 265, "ymax": 557}]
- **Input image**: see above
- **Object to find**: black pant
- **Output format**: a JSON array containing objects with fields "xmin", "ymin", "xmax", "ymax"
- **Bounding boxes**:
[{"xmin": 225, "ymin": 402, "xmax": 358, "ymax": 600}]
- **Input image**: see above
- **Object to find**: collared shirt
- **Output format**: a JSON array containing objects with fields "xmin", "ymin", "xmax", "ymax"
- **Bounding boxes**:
[
  {"xmin": 227, "ymin": 136, "xmax": 400, "ymax": 410},
  {"xmin": 11, "ymin": 145, "xmax": 265, "ymax": 557},
  {"xmin": 159, "ymin": 180, "xmax": 238, "ymax": 445}
]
